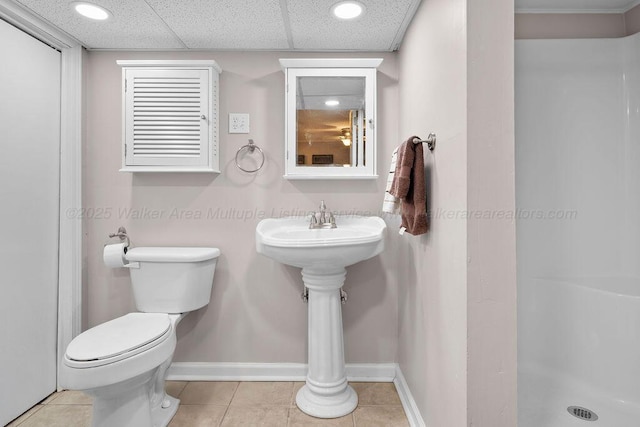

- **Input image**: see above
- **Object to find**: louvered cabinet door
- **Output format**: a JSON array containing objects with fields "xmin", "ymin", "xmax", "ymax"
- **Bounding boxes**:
[
  {"xmin": 120, "ymin": 64, "xmax": 220, "ymax": 172},
  {"xmin": 117, "ymin": 60, "xmax": 222, "ymax": 173}
]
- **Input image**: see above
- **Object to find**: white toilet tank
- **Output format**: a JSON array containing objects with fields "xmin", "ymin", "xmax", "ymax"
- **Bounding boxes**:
[{"xmin": 125, "ymin": 247, "xmax": 221, "ymax": 313}]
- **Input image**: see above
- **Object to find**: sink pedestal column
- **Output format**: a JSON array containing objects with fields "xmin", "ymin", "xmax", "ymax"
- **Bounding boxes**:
[{"xmin": 296, "ymin": 267, "xmax": 357, "ymax": 419}]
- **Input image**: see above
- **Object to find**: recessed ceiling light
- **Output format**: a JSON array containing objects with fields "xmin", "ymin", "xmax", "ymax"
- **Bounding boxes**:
[
  {"xmin": 331, "ymin": 1, "xmax": 365, "ymax": 20},
  {"xmin": 325, "ymin": 100, "xmax": 340, "ymax": 106},
  {"xmin": 72, "ymin": 2, "xmax": 111, "ymax": 20}
]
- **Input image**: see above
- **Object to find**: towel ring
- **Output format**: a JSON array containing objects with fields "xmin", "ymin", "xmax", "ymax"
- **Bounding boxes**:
[{"xmin": 235, "ymin": 139, "xmax": 265, "ymax": 173}]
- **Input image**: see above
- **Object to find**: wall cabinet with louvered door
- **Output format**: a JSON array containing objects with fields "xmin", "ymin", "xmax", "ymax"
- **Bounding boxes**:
[{"xmin": 117, "ymin": 60, "xmax": 221, "ymax": 173}]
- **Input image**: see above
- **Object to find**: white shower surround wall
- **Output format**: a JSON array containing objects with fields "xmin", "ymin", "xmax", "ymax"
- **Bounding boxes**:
[
  {"xmin": 518, "ymin": 279, "xmax": 640, "ymax": 426},
  {"xmin": 517, "ymin": 33, "xmax": 640, "ymax": 426},
  {"xmin": 520, "ymin": 277, "xmax": 640, "ymax": 399}
]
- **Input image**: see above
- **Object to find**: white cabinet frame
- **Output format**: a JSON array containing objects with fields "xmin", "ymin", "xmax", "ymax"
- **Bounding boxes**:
[
  {"xmin": 280, "ymin": 58, "xmax": 382, "ymax": 180},
  {"xmin": 117, "ymin": 60, "xmax": 221, "ymax": 173}
]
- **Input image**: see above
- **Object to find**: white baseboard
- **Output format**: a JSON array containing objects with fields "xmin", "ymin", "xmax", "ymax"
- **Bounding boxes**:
[
  {"xmin": 167, "ymin": 362, "xmax": 425, "ymax": 426},
  {"xmin": 167, "ymin": 362, "xmax": 397, "ymax": 382},
  {"xmin": 167, "ymin": 362, "xmax": 308, "ymax": 382},
  {"xmin": 394, "ymin": 365, "xmax": 426, "ymax": 427}
]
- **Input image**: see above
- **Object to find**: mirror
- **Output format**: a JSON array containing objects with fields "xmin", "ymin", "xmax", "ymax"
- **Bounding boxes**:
[
  {"xmin": 296, "ymin": 76, "xmax": 365, "ymax": 168},
  {"xmin": 280, "ymin": 59, "xmax": 382, "ymax": 179}
]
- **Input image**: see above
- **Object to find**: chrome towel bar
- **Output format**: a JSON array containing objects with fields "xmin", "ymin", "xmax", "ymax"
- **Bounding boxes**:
[{"xmin": 412, "ymin": 133, "xmax": 436, "ymax": 151}]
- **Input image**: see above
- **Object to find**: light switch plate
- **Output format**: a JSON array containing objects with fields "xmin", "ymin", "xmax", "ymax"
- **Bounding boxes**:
[{"xmin": 229, "ymin": 113, "xmax": 250, "ymax": 134}]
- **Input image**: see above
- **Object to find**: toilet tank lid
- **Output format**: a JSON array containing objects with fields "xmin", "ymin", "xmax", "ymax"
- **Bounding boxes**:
[{"xmin": 126, "ymin": 247, "xmax": 221, "ymax": 262}]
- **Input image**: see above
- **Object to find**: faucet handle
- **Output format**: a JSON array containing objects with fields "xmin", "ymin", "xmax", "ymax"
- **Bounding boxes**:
[
  {"xmin": 309, "ymin": 212, "xmax": 318, "ymax": 228},
  {"xmin": 320, "ymin": 200, "xmax": 327, "ymax": 211},
  {"xmin": 329, "ymin": 212, "xmax": 337, "ymax": 228}
]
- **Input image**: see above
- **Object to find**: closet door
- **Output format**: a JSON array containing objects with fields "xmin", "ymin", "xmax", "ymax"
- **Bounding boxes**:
[{"xmin": 0, "ymin": 20, "xmax": 61, "ymax": 425}]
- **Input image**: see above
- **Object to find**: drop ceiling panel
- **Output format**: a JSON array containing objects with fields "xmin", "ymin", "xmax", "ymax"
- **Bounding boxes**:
[
  {"xmin": 145, "ymin": 0, "xmax": 289, "ymax": 49},
  {"xmin": 15, "ymin": 0, "xmax": 184, "ymax": 49},
  {"xmin": 10, "ymin": 0, "xmax": 424, "ymax": 51},
  {"xmin": 287, "ymin": 0, "xmax": 418, "ymax": 51},
  {"xmin": 14, "ymin": 0, "xmax": 638, "ymax": 51}
]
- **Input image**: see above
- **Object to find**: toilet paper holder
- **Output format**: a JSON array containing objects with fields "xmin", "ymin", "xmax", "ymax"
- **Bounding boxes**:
[
  {"xmin": 106, "ymin": 226, "xmax": 139, "ymax": 268},
  {"xmin": 108, "ymin": 226, "xmax": 130, "ymax": 249}
]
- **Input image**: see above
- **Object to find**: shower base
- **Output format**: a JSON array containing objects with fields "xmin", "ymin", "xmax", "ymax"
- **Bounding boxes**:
[{"xmin": 519, "ymin": 366, "xmax": 640, "ymax": 427}]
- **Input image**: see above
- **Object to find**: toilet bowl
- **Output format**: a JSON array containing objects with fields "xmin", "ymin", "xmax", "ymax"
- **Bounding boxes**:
[{"xmin": 60, "ymin": 247, "xmax": 220, "ymax": 427}]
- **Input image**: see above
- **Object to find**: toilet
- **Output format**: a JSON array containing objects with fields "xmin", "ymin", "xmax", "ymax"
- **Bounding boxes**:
[{"xmin": 60, "ymin": 246, "xmax": 221, "ymax": 427}]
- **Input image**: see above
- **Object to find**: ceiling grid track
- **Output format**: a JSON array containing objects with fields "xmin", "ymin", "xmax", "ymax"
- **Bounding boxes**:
[
  {"xmin": 279, "ymin": 0, "xmax": 295, "ymax": 50},
  {"xmin": 141, "ymin": 0, "xmax": 188, "ymax": 49}
]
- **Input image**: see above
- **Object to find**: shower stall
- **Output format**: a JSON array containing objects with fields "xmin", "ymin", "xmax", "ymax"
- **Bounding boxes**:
[{"xmin": 516, "ymin": 33, "xmax": 640, "ymax": 426}]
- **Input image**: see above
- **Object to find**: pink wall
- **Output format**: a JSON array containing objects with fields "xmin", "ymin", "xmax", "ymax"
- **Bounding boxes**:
[
  {"xmin": 625, "ymin": 4, "xmax": 640, "ymax": 35},
  {"xmin": 467, "ymin": 0, "xmax": 517, "ymax": 425},
  {"xmin": 515, "ymin": 13, "xmax": 625, "ymax": 39},
  {"xmin": 83, "ymin": 50, "xmax": 400, "ymax": 364},
  {"xmin": 398, "ymin": 0, "xmax": 516, "ymax": 425},
  {"xmin": 515, "ymin": 7, "xmax": 640, "ymax": 39},
  {"xmin": 398, "ymin": 0, "xmax": 468, "ymax": 424},
  {"xmin": 82, "ymin": 3, "xmax": 517, "ymax": 422}
]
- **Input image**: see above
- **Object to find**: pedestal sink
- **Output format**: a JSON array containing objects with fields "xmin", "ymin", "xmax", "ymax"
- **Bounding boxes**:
[{"xmin": 255, "ymin": 215, "xmax": 386, "ymax": 418}]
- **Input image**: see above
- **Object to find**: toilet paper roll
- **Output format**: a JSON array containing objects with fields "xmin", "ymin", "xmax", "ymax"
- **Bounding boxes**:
[{"xmin": 103, "ymin": 243, "xmax": 128, "ymax": 268}]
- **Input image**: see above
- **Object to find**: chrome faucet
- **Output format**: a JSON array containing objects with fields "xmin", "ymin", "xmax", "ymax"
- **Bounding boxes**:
[{"xmin": 309, "ymin": 200, "xmax": 337, "ymax": 229}]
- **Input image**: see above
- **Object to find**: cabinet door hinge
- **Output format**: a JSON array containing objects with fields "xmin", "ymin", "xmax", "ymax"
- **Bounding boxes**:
[{"xmin": 125, "ymin": 79, "xmax": 127, "ymax": 93}]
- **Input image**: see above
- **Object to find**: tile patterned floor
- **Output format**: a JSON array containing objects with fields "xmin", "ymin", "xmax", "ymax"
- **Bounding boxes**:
[{"xmin": 7, "ymin": 381, "xmax": 410, "ymax": 427}]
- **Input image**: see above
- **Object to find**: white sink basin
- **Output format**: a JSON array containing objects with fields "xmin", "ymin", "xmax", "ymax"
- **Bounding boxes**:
[
  {"xmin": 255, "ymin": 215, "xmax": 386, "ymax": 270},
  {"xmin": 255, "ymin": 214, "xmax": 387, "ymax": 418}
]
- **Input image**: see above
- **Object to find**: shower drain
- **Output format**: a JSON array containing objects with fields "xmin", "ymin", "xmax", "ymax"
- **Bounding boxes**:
[{"xmin": 567, "ymin": 406, "xmax": 598, "ymax": 421}]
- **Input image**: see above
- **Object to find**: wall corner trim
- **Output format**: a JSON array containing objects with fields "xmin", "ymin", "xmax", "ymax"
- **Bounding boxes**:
[
  {"xmin": 394, "ymin": 365, "xmax": 427, "ymax": 427},
  {"xmin": 0, "ymin": 0, "xmax": 81, "ymax": 49},
  {"xmin": 56, "ymin": 45, "xmax": 83, "ymax": 391}
]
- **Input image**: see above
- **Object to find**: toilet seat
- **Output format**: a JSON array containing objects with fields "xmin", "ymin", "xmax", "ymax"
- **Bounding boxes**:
[{"xmin": 65, "ymin": 313, "xmax": 171, "ymax": 369}]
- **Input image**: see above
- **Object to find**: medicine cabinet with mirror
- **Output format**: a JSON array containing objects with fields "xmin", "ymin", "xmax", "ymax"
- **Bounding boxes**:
[{"xmin": 280, "ymin": 58, "xmax": 382, "ymax": 179}]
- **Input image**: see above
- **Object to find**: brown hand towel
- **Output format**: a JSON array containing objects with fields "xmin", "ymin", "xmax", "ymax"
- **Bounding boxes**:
[{"xmin": 389, "ymin": 136, "xmax": 429, "ymax": 235}]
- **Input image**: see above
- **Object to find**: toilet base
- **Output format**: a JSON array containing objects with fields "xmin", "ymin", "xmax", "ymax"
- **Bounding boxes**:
[
  {"xmin": 87, "ymin": 370, "xmax": 179, "ymax": 427},
  {"xmin": 151, "ymin": 395, "xmax": 180, "ymax": 427},
  {"xmin": 89, "ymin": 371, "xmax": 155, "ymax": 427}
]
